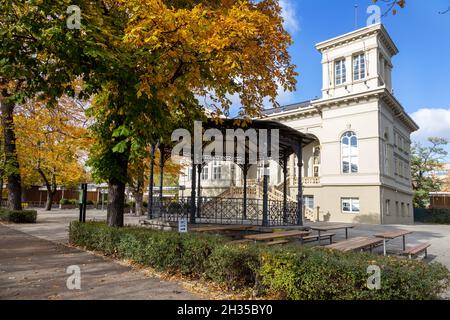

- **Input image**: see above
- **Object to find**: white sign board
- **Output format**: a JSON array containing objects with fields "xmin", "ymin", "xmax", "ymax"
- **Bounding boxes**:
[{"xmin": 178, "ymin": 217, "xmax": 188, "ymax": 233}]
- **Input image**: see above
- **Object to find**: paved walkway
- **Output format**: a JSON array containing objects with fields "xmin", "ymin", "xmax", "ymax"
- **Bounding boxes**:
[
  {"xmin": 2, "ymin": 208, "xmax": 450, "ymax": 299},
  {"xmin": 0, "ymin": 211, "xmax": 200, "ymax": 300}
]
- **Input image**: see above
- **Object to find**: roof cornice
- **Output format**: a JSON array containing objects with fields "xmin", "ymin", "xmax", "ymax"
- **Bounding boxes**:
[
  {"xmin": 315, "ymin": 23, "xmax": 399, "ymax": 56},
  {"xmin": 380, "ymin": 90, "xmax": 419, "ymax": 132},
  {"xmin": 263, "ymin": 88, "xmax": 419, "ymax": 133}
]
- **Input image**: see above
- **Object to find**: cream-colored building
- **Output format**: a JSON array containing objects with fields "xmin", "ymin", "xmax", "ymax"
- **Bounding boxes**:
[{"xmin": 179, "ymin": 24, "xmax": 418, "ymax": 225}]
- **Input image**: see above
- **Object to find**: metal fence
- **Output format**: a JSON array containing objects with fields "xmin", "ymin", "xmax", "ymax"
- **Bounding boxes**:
[{"xmin": 150, "ymin": 196, "xmax": 300, "ymax": 226}]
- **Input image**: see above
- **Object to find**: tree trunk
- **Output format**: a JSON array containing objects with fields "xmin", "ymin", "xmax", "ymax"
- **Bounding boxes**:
[
  {"xmin": 0, "ymin": 170, "xmax": 3, "ymax": 207},
  {"xmin": 45, "ymin": 191, "xmax": 54, "ymax": 211},
  {"xmin": 147, "ymin": 143, "xmax": 156, "ymax": 218},
  {"xmin": 134, "ymin": 190, "xmax": 144, "ymax": 216},
  {"xmin": 107, "ymin": 146, "xmax": 129, "ymax": 227},
  {"xmin": 44, "ymin": 174, "xmax": 57, "ymax": 211},
  {"xmin": 135, "ymin": 161, "xmax": 145, "ymax": 215},
  {"xmin": 0, "ymin": 97, "xmax": 22, "ymax": 210},
  {"xmin": 107, "ymin": 177, "xmax": 126, "ymax": 227}
]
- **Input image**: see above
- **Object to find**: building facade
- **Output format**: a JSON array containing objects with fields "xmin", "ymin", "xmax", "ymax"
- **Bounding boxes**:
[{"xmin": 179, "ymin": 24, "xmax": 419, "ymax": 224}]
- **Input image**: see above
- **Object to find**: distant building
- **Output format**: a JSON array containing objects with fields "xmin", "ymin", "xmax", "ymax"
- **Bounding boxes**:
[
  {"xmin": 429, "ymin": 164, "xmax": 450, "ymax": 208},
  {"xmin": 431, "ymin": 163, "xmax": 450, "ymax": 191}
]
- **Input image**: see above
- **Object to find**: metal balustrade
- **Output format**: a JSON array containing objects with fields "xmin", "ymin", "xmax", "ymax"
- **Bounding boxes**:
[{"xmin": 150, "ymin": 196, "xmax": 300, "ymax": 226}]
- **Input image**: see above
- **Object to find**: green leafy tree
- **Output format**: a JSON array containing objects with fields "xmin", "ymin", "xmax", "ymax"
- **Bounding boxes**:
[
  {"xmin": 411, "ymin": 137, "xmax": 448, "ymax": 208},
  {"xmin": 0, "ymin": 0, "xmax": 107, "ymax": 209}
]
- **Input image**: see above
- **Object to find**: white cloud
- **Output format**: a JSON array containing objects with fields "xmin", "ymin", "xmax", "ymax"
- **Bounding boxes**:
[
  {"xmin": 410, "ymin": 108, "xmax": 450, "ymax": 141},
  {"xmin": 410, "ymin": 108, "xmax": 450, "ymax": 147},
  {"xmin": 279, "ymin": 0, "xmax": 300, "ymax": 33}
]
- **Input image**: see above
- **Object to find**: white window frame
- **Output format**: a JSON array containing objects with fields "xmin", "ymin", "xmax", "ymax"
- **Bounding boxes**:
[
  {"xmin": 341, "ymin": 131, "xmax": 359, "ymax": 174},
  {"xmin": 212, "ymin": 161, "xmax": 221, "ymax": 180},
  {"xmin": 341, "ymin": 198, "xmax": 360, "ymax": 214},
  {"xmin": 335, "ymin": 59, "xmax": 346, "ymax": 85},
  {"xmin": 353, "ymin": 53, "xmax": 366, "ymax": 81},
  {"xmin": 303, "ymin": 195, "xmax": 314, "ymax": 209},
  {"xmin": 201, "ymin": 166, "xmax": 209, "ymax": 180}
]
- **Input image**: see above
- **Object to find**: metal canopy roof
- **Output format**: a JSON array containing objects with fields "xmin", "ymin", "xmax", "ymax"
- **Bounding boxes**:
[{"xmin": 201, "ymin": 118, "xmax": 316, "ymax": 167}]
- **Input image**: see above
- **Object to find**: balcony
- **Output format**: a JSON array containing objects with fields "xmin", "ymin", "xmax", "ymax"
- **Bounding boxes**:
[{"xmin": 288, "ymin": 176, "xmax": 320, "ymax": 186}]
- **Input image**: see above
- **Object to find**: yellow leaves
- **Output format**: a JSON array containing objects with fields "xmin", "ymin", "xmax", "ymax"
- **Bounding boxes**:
[
  {"xmin": 121, "ymin": 0, "xmax": 297, "ymax": 116},
  {"xmin": 14, "ymin": 97, "xmax": 91, "ymax": 187}
]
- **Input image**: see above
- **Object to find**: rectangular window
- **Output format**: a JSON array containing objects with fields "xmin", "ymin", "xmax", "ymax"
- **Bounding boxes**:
[
  {"xmin": 335, "ymin": 59, "xmax": 346, "ymax": 85},
  {"xmin": 341, "ymin": 198, "xmax": 360, "ymax": 213},
  {"xmin": 201, "ymin": 166, "xmax": 209, "ymax": 180},
  {"xmin": 304, "ymin": 196, "xmax": 314, "ymax": 209},
  {"xmin": 213, "ymin": 161, "xmax": 221, "ymax": 180},
  {"xmin": 401, "ymin": 202, "xmax": 405, "ymax": 217},
  {"xmin": 407, "ymin": 203, "xmax": 411, "ymax": 217},
  {"xmin": 187, "ymin": 168, "xmax": 192, "ymax": 181},
  {"xmin": 353, "ymin": 54, "xmax": 366, "ymax": 81},
  {"xmin": 395, "ymin": 201, "xmax": 399, "ymax": 216},
  {"xmin": 385, "ymin": 199, "xmax": 391, "ymax": 216}
]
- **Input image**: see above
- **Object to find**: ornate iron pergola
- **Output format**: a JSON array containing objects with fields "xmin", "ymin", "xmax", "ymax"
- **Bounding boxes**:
[{"xmin": 149, "ymin": 119, "xmax": 315, "ymax": 227}]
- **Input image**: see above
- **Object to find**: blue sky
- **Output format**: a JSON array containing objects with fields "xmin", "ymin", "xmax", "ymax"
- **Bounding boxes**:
[{"xmin": 271, "ymin": 0, "xmax": 450, "ymax": 155}]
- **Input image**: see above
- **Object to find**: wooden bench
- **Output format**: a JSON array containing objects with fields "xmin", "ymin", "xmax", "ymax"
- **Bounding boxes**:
[
  {"xmin": 325, "ymin": 237, "xmax": 384, "ymax": 253},
  {"xmin": 229, "ymin": 239, "xmax": 252, "ymax": 245},
  {"xmin": 300, "ymin": 233, "xmax": 335, "ymax": 245},
  {"xmin": 266, "ymin": 240, "xmax": 289, "ymax": 246},
  {"xmin": 402, "ymin": 243, "xmax": 431, "ymax": 259},
  {"xmin": 244, "ymin": 230, "xmax": 310, "ymax": 242}
]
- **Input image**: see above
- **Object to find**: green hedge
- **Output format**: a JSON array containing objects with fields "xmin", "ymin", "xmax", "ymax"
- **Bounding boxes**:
[
  {"xmin": 69, "ymin": 221, "xmax": 450, "ymax": 300},
  {"xmin": 60, "ymin": 198, "xmax": 78, "ymax": 205},
  {"xmin": 414, "ymin": 208, "xmax": 450, "ymax": 224},
  {"xmin": 0, "ymin": 208, "xmax": 37, "ymax": 223}
]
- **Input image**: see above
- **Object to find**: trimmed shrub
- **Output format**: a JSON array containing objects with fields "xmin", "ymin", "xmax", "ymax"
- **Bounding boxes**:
[
  {"xmin": 69, "ymin": 221, "xmax": 450, "ymax": 300},
  {"xmin": 60, "ymin": 198, "xmax": 78, "ymax": 205},
  {"xmin": 259, "ymin": 245, "xmax": 450, "ymax": 300},
  {"xmin": 205, "ymin": 244, "xmax": 261, "ymax": 289},
  {"xmin": 69, "ymin": 221, "xmax": 226, "ymax": 276},
  {"xmin": 0, "ymin": 208, "xmax": 37, "ymax": 223}
]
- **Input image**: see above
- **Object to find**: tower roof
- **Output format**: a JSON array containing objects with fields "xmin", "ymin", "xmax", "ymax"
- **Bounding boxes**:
[{"xmin": 315, "ymin": 23, "xmax": 399, "ymax": 56}]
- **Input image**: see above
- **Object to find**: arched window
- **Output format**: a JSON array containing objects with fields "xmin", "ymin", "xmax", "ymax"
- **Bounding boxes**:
[{"xmin": 341, "ymin": 131, "xmax": 358, "ymax": 173}]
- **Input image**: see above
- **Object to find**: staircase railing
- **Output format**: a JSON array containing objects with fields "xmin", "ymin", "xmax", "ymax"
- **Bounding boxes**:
[{"xmin": 304, "ymin": 206, "xmax": 316, "ymax": 222}]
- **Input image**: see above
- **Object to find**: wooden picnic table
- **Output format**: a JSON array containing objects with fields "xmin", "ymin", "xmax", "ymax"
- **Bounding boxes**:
[
  {"xmin": 310, "ymin": 224, "xmax": 355, "ymax": 245},
  {"xmin": 325, "ymin": 236, "xmax": 384, "ymax": 252},
  {"xmin": 374, "ymin": 229, "xmax": 413, "ymax": 256},
  {"xmin": 192, "ymin": 225, "xmax": 255, "ymax": 233},
  {"xmin": 244, "ymin": 230, "xmax": 310, "ymax": 242}
]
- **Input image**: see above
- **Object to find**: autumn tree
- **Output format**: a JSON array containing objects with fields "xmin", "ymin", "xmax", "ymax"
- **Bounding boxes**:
[
  {"xmin": 411, "ymin": 137, "xmax": 448, "ymax": 208},
  {"xmin": 14, "ymin": 97, "xmax": 91, "ymax": 210},
  {"xmin": 86, "ymin": 0, "xmax": 297, "ymax": 227}
]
